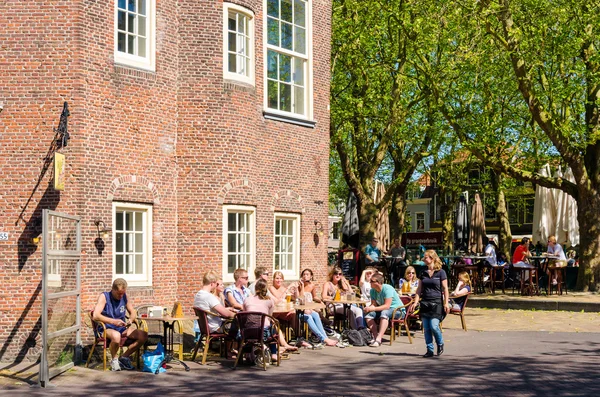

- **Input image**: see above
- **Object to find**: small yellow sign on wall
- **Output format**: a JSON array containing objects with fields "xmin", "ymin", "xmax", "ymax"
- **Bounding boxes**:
[{"xmin": 54, "ymin": 152, "xmax": 65, "ymax": 191}]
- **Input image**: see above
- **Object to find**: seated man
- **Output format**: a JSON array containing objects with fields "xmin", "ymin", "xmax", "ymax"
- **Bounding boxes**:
[
  {"xmin": 363, "ymin": 273, "xmax": 404, "ymax": 347},
  {"xmin": 387, "ymin": 238, "xmax": 406, "ymax": 287},
  {"xmin": 365, "ymin": 237, "xmax": 381, "ymax": 265},
  {"xmin": 248, "ymin": 266, "xmax": 270, "ymax": 296},
  {"xmin": 193, "ymin": 271, "xmax": 236, "ymax": 333},
  {"xmin": 224, "ymin": 268, "xmax": 250, "ymax": 310},
  {"xmin": 93, "ymin": 278, "xmax": 148, "ymax": 371},
  {"xmin": 512, "ymin": 237, "xmax": 532, "ymax": 280}
]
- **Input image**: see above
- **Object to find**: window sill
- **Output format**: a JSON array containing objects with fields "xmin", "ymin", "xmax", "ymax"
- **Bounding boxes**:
[{"xmin": 263, "ymin": 111, "xmax": 316, "ymax": 128}]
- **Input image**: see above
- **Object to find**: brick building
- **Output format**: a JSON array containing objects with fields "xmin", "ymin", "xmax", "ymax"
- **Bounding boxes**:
[{"xmin": 0, "ymin": 0, "xmax": 331, "ymax": 362}]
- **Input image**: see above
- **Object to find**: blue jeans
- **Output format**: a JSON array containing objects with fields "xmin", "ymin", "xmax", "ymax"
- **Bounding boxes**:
[
  {"xmin": 422, "ymin": 316, "xmax": 443, "ymax": 352},
  {"xmin": 303, "ymin": 311, "xmax": 328, "ymax": 342}
]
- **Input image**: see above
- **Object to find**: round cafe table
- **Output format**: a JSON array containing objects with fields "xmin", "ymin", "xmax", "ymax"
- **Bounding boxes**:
[{"xmin": 323, "ymin": 297, "xmax": 369, "ymax": 330}]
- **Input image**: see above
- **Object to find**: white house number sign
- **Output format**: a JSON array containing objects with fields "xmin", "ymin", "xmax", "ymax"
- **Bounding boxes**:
[{"xmin": 0, "ymin": 232, "xmax": 8, "ymax": 241}]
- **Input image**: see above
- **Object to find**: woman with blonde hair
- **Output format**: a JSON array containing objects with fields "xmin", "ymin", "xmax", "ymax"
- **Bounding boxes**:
[
  {"xmin": 448, "ymin": 271, "xmax": 471, "ymax": 311},
  {"xmin": 411, "ymin": 250, "xmax": 449, "ymax": 357},
  {"xmin": 322, "ymin": 266, "xmax": 364, "ymax": 330},
  {"xmin": 398, "ymin": 266, "xmax": 419, "ymax": 295}
]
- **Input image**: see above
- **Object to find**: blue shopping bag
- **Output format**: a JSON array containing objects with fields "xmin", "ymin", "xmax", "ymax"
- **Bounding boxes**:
[{"xmin": 142, "ymin": 342, "xmax": 167, "ymax": 374}]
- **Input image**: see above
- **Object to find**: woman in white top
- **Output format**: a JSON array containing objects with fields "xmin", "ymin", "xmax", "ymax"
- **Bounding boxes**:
[
  {"xmin": 547, "ymin": 235, "xmax": 567, "ymax": 285},
  {"xmin": 359, "ymin": 267, "xmax": 377, "ymax": 304}
]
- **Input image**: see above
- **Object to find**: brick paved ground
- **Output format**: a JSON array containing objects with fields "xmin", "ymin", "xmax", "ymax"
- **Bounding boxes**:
[{"xmin": 1, "ymin": 305, "xmax": 599, "ymax": 396}]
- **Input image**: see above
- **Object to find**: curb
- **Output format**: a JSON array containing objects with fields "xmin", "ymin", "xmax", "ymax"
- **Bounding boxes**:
[{"xmin": 469, "ymin": 297, "xmax": 600, "ymax": 312}]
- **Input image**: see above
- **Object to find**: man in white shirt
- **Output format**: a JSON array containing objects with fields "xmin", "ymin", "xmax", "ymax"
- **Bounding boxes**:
[
  {"xmin": 248, "ymin": 266, "xmax": 270, "ymax": 296},
  {"xmin": 193, "ymin": 271, "xmax": 235, "ymax": 332}
]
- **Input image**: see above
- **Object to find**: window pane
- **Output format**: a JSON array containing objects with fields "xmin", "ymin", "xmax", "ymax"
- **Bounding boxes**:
[
  {"xmin": 280, "ymin": 54, "xmax": 291, "ymax": 82},
  {"xmin": 116, "ymin": 233, "xmax": 124, "ymax": 252},
  {"xmin": 228, "ymin": 234, "xmax": 236, "ymax": 252},
  {"xmin": 126, "ymin": 234, "xmax": 133, "ymax": 252},
  {"xmin": 239, "ymin": 213, "xmax": 246, "ymax": 231},
  {"xmin": 228, "ymin": 15, "xmax": 236, "ymax": 31},
  {"xmin": 118, "ymin": 11, "xmax": 126, "ymax": 31},
  {"xmin": 281, "ymin": 22, "xmax": 293, "ymax": 50},
  {"xmin": 281, "ymin": 0, "xmax": 293, "ymax": 22},
  {"xmin": 127, "ymin": 35, "xmax": 135, "ymax": 54},
  {"xmin": 267, "ymin": 50, "xmax": 278, "ymax": 79},
  {"xmin": 116, "ymin": 211, "xmax": 124, "ymax": 231},
  {"xmin": 128, "ymin": 13, "xmax": 135, "ymax": 33},
  {"xmin": 294, "ymin": 86, "xmax": 304, "ymax": 114},
  {"xmin": 128, "ymin": 0, "xmax": 136, "ymax": 12},
  {"xmin": 118, "ymin": 0, "xmax": 126, "ymax": 9},
  {"xmin": 118, "ymin": 32, "xmax": 126, "ymax": 53},
  {"xmin": 135, "ymin": 234, "xmax": 142, "ymax": 252},
  {"xmin": 275, "ymin": 255, "xmax": 280, "ymax": 269},
  {"xmin": 294, "ymin": 26, "xmax": 305, "ymax": 54},
  {"xmin": 267, "ymin": 0, "xmax": 279, "ymax": 17},
  {"xmin": 294, "ymin": 0, "xmax": 306, "ymax": 27},
  {"xmin": 228, "ymin": 255, "xmax": 236, "ymax": 273},
  {"xmin": 125, "ymin": 212, "xmax": 133, "ymax": 231},
  {"xmin": 116, "ymin": 255, "xmax": 124, "ymax": 274},
  {"xmin": 228, "ymin": 213, "xmax": 236, "ymax": 231},
  {"xmin": 138, "ymin": 0, "xmax": 146, "ymax": 16},
  {"xmin": 245, "ymin": 234, "xmax": 250, "ymax": 252},
  {"xmin": 267, "ymin": 18, "xmax": 279, "ymax": 46},
  {"xmin": 238, "ymin": 15, "xmax": 245, "ymax": 34},
  {"xmin": 228, "ymin": 32, "xmax": 236, "ymax": 52},
  {"xmin": 125, "ymin": 255, "xmax": 132, "ymax": 274},
  {"xmin": 138, "ymin": 37, "xmax": 146, "ymax": 58},
  {"xmin": 280, "ymin": 83, "xmax": 291, "ymax": 112},
  {"xmin": 138, "ymin": 16, "xmax": 146, "ymax": 37},
  {"xmin": 287, "ymin": 254, "xmax": 293, "ymax": 269},
  {"xmin": 268, "ymin": 80, "xmax": 278, "ymax": 109},
  {"xmin": 134, "ymin": 254, "xmax": 142, "ymax": 274},
  {"xmin": 293, "ymin": 58, "xmax": 304, "ymax": 85},
  {"xmin": 135, "ymin": 212, "xmax": 142, "ymax": 231},
  {"xmin": 228, "ymin": 53, "xmax": 236, "ymax": 73}
]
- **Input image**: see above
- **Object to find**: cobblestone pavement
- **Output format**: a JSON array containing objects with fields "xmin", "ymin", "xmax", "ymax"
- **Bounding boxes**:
[{"xmin": 1, "ymin": 308, "xmax": 599, "ymax": 396}]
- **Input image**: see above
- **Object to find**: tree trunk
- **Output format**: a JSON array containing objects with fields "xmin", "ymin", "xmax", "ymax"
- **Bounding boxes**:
[
  {"xmin": 576, "ymin": 189, "xmax": 600, "ymax": 291},
  {"xmin": 389, "ymin": 189, "xmax": 407, "ymax": 241},
  {"xmin": 357, "ymin": 198, "xmax": 379, "ymax": 251},
  {"xmin": 440, "ymin": 190, "xmax": 456, "ymax": 253},
  {"xmin": 491, "ymin": 173, "xmax": 512, "ymax": 262}
]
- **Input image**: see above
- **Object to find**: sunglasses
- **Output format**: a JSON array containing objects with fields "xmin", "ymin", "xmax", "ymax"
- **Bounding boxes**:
[
  {"xmin": 239, "ymin": 276, "xmax": 249, "ymax": 279},
  {"xmin": 408, "ymin": 272, "xmax": 415, "ymax": 274},
  {"xmin": 334, "ymin": 272, "xmax": 342, "ymax": 276},
  {"xmin": 262, "ymin": 272, "xmax": 270, "ymax": 276}
]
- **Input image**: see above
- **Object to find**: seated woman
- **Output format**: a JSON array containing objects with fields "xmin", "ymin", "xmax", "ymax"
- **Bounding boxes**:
[
  {"xmin": 321, "ymin": 266, "xmax": 364, "ymax": 330},
  {"xmin": 364, "ymin": 273, "xmax": 404, "ymax": 347},
  {"xmin": 398, "ymin": 266, "xmax": 419, "ymax": 295},
  {"xmin": 448, "ymin": 271, "xmax": 471, "ymax": 311},
  {"xmin": 296, "ymin": 268, "xmax": 337, "ymax": 347},
  {"xmin": 269, "ymin": 271, "xmax": 298, "ymax": 326},
  {"xmin": 243, "ymin": 279, "xmax": 298, "ymax": 361}
]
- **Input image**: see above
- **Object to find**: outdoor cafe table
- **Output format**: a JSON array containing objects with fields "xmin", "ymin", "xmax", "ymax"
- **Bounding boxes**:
[
  {"xmin": 273, "ymin": 301, "xmax": 326, "ymax": 339},
  {"xmin": 142, "ymin": 315, "xmax": 196, "ymax": 371},
  {"xmin": 453, "ymin": 255, "xmax": 488, "ymax": 294},
  {"xmin": 323, "ymin": 297, "xmax": 370, "ymax": 330},
  {"xmin": 512, "ymin": 262, "xmax": 540, "ymax": 296},
  {"xmin": 528, "ymin": 254, "xmax": 561, "ymax": 294}
]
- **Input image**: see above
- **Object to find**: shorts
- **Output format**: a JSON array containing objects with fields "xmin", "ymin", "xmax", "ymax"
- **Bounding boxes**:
[
  {"xmin": 97, "ymin": 324, "xmax": 126, "ymax": 338},
  {"xmin": 365, "ymin": 307, "xmax": 404, "ymax": 321}
]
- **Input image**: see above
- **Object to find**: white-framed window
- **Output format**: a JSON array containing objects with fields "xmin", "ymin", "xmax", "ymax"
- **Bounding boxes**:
[
  {"xmin": 330, "ymin": 220, "xmax": 341, "ymax": 240},
  {"xmin": 113, "ymin": 202, "xmax": 153, "ymax": 287},
  {"xmin": 273, "ymin": 213, "xmax": 300, "ymax": 278},
  {"xmin": 223, "ymin": 3, "xmax": 254, "ymax": 84},
  {"xmin": 223, "ymin": 205, "xmax": 256, "ymax": 283},
  {"xmin": 265, "ymin": 0, "xmax": 311, "ymax": 118},
  {"xmin": 416, "ymin": 212, "xmax": 425, "ymax": 232},
  {"xmin": 114, "ymin": 0, "xmax": 156, "ymax": 71}
]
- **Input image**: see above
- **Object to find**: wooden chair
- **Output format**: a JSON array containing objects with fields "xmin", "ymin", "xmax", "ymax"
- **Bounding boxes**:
[
  {"xmin": 389, "ymin": 295, "xmax": 414, "ymax": 345},
  {"xmin": 233, "ymin": 311, "xmax": 280, "ymax": 371},
  {"xmin": 448, "ymin": 292, "xmax": 471, "ymax": 331},
  {"xmin": 191, "ymin": 307, "xmax": 231, "ymax": 365},
  {"xmin": 85, "ymin": 310, "xmax": 139, "ymax": 371}
]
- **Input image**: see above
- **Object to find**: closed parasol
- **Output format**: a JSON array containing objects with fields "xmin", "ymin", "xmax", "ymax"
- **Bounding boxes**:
[{"xmin": 468, "ymin": 193, "xmax": 487, "ymax": 254}]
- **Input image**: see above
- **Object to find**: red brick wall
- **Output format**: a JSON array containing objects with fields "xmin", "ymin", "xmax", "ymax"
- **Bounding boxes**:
[{"xmin": 0, "ymin": 0, "xmax": 331, "ymax": 362}]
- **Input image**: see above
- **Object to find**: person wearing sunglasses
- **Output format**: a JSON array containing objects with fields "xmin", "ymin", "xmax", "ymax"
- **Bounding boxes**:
[
  {"xmin": 322, "ymin": 266, "xmax": 364, "ymax": 330},
  {"xmin": 224, "ymin": 268, "xmax": 250, "ymax": 310},
  {"xmin": 398, "ymin": 266, "xmax": 419, "ymax": 295},
  {"xmin": 248, "ymin": 266, "xmax": 270, "ymax": 296},
  {"xmin": 359, "ymin": 266, "xmax": 378, "ymax": 304}
]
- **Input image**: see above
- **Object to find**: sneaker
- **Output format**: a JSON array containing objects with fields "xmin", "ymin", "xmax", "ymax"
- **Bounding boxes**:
[
  {"xmin": 312, "ymin": 342, "xmax": 325, "ymax": 349},
  {"xmin": 369, "ymin": 340, "xmax": 381, "ymax": 347},
  {"xmin": 110, "ymin": 358, "xmax": 121, "ymax": 371},
  {"xmin": 119, "ymin": 356, "xmax": 134, "ymax": 370},
  {"xmin": 335, "ymin": 341, "xmax": 346, "ymax": 348},
  {"xmin": 422, "ymin": 350, "xmax": 434, "ymax": 358}
]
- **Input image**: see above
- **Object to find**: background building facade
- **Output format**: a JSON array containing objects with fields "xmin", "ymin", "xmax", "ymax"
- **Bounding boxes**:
[{"xmin": 0, "ymin": 0, "xmax": 331, "ymax": 362}]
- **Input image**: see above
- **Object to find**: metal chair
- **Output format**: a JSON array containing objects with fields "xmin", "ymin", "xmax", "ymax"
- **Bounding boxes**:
[
  {"xmin": 233, "ymin": 311, "xmax": 280, "ymax": 371},
  {"xmin": 448, "ymin": 292, "xmax": 472, "ymax": 331},
  {"xmin": 85, "ymin": 310, "xmax": 139, "ymax": 371},
  {"xmin": 389, "ymin": 295, "xmax": 414, "ymax": 345},
  {"xmin": 191, "ymin": 307, "xmax": 231, "ymax": 365}
]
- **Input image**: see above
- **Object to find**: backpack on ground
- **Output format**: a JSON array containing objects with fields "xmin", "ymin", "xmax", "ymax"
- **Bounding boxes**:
[{"xmin": 342, "ymin": 328, "xmax": 374, "ymax": 346}]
